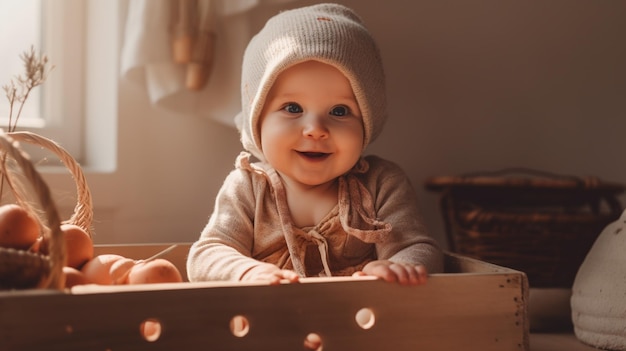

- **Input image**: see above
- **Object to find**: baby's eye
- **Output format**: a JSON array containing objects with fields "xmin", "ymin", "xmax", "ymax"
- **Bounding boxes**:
[
  {"xmin": 330, "ymin": 105, "xmax": 349, "ymax": 117},
  {"xmin": 283, "ymin": 103, "xmax": 303, "ymax": 114}
]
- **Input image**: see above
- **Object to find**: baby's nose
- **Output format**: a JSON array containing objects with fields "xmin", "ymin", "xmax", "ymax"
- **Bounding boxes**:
[{"xmin": 302, "ymin": 114, "xmax": 329, "ymax": 139}]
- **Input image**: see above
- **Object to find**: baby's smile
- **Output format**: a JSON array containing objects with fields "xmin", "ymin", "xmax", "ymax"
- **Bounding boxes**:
[{"xmin": 297, "ymin": 151, "xmax": 330, "ymax": 160}]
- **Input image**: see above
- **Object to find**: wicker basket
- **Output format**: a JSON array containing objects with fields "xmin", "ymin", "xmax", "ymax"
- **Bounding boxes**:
[
  {"xmin": 0, "ymin": 130, "xmax": 93, "ymax": 290},
  {"xmin": 425, "ymin": 168, "xmax": 624, "ymax": 288}
]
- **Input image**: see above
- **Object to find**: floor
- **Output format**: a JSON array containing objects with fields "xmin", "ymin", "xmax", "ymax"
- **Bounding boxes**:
[
  {"xmin": 530, "ymin": 333, "xmax": 599, "ymax": 351},
  {"xmin": 527, "ymin": 289, "xmax": 601, "ymax": 351}
]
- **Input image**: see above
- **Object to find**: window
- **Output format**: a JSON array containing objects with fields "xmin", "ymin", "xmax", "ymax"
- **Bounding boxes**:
[
  {"xmin": 0, "ymin": 0, "xmax": 42, "ymax": 127},
  {"xmin": 0, "ymin": 0, "xmax": 85, "ymax": 161}
]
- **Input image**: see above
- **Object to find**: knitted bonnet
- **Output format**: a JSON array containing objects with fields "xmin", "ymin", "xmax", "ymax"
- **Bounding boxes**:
[{"xmin": 235, "ymin": 3, "xmax": 387, "ymax": 161}]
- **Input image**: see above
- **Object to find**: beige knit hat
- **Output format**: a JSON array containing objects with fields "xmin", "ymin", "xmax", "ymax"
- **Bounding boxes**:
[{"xmin": 235, "ymin": 3, "xmax": 387, "ymax": 161}]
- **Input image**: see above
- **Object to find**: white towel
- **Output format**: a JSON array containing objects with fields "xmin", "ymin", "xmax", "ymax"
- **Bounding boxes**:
[{"xmin": 120, "ymin": 0, "xmax": 297, "ymax": 126}]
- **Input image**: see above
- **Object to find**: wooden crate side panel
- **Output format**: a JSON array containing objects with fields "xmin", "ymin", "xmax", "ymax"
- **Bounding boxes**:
[
  {"xmin": 0, "ymin": 274, "xmax": 528, "ymax": 351},
  {"xmin": 92, "ymin": 243, "xmax": 526, "ymax": 279},
  {"xmin": 444, "ymin": 250, "xmax": 523, "ymax": 274}
]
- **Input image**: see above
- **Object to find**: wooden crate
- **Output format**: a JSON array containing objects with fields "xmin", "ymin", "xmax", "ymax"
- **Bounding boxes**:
[{"xmin": 0, "ymin": 243, "xmax": 529, "ymax": 351}]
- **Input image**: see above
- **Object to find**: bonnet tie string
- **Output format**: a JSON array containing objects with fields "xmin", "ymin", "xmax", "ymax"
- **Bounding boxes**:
[{"xmin": 309, "ymin": 229, "xmax": 332, "ymax": 277}]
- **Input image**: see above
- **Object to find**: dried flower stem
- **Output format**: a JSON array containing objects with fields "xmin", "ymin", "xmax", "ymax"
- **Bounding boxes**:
[
  {"xmin": 1, "ymin": 46, "xmax": 54, "ymax": 199},
  {"xmin": 2, "ymin": 45, "xmax": 54, "ymax": 132}
]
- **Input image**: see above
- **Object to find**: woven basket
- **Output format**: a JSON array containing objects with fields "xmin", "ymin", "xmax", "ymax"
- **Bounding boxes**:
[
  {"xmin": 425, "ymin": 168, "xmax": 624, "ymax": 288},
  {"xmin": 0, "ymin": 130, "xmax": 93, "ymax": 290}
]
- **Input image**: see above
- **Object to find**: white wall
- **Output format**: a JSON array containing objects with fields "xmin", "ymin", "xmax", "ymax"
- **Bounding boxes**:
[{"xmin": 54, "ymin": 0, "xmax": 626, "ymax": 249}]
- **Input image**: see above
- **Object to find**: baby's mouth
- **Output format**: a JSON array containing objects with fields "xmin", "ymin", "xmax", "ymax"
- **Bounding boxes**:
[{"xmin": 297, "ymin": 151, "xmax": 330, "ymax": 159}]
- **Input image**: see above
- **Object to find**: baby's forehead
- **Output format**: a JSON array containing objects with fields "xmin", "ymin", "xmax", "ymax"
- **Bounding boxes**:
[{"xmin": 265, "ymin": 61, "xmax": 358, "ymax": 99}]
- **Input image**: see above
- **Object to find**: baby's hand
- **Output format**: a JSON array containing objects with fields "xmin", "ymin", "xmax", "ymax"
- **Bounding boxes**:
[
  {"xmin": 241, "ymin": 263, "xmax": 300, "ymax": 285},
  {"xmin": 353, "ymin": 260, "xmax": 428, "ymax": 286}
]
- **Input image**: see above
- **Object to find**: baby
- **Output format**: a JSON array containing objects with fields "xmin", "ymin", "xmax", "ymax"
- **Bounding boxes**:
[{"xmin": 187, "ymin": 3, "xmax": 443, "ymax": 285}]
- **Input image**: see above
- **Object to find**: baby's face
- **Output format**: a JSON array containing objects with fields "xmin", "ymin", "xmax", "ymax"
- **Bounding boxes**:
[{"xmin": 259, "ymin": 60, "xmax": 364, "ymax": 188}]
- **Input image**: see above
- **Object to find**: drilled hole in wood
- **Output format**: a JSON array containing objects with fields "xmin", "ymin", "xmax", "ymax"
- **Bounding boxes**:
[
  {"xmin": 140, "ymin": 318, "xmax": 162, "ymax": 342},
  {"xmin": 304, "ymin": 332, "xmax": 323, "ymax": 351},
  {"xmin": 229, "ymin": 315, "xmax": 250, "ymax": 337},
  {"xmin": 355, "ymin": 307, "xmax": 375, "ymax": 329}
]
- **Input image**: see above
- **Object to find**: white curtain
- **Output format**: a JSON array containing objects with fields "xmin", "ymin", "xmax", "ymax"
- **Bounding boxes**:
[{"xmin": 120, "ymin": 0, "xmax": 298, "ymax": 126}]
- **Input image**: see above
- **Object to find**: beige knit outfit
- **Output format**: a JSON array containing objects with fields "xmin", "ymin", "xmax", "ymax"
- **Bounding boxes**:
[
  {"xmin": 187, "ymin": 3, "xmax": 443, "ymax": 281},
  {"xmin": 187, "ymin": 153, "xmax": 443, "ymax": 280}
]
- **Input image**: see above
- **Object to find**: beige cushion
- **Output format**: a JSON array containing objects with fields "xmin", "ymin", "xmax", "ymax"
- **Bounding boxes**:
[{"xmin": 571, "ymin": 209, "xmax": 626, "ymax": 350}]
